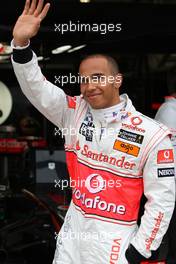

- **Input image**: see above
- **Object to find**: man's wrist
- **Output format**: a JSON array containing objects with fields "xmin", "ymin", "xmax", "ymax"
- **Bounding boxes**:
[
  {"xmin": 11, "ymin": 39, "xmax": 30, "ymax": 50},
  {"xmin": 13, "ymin": 37, "xmax": 29, "ymax": 48},
  {"xmin": 11, "ymin": 39, "xmax": 33, "ymax": 64},
  {"xmin": 125, "ymin": 244, "xmax": 146, "ymax": 264}
]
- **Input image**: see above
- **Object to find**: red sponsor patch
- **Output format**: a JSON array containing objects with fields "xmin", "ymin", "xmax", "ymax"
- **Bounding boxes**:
[
  {"xmin": 66, "ymin": 151, "xmax": 143, "ymax": 223},
  {"xmin": 157, "ymin": 149, "xmax": 174, "ymax": 164},
  {"xmin": 66, "ymin": 96, "xmax": 76, "ymax": 109}
]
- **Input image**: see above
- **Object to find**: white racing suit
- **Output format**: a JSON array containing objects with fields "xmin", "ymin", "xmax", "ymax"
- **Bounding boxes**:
[
  {"xmin": 12, "ymin": 50, "xmax": 175, "ymax": 264},
  {"xmin": 155, "ymin": 96, "xmax": 176, "ymax": 264},
  {"xmin": 155, "ymin": 96, "xmax": 176, "ymax": 163}
]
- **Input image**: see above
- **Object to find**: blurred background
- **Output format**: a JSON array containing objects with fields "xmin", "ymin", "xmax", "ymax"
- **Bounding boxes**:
[{"xmin": 0, "ymin": 0, "xmax": 176, "ymax": 263}]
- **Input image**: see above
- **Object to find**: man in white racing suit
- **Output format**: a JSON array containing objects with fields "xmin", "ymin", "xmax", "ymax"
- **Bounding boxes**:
[
  {"xmin": 155, "ymin": 94, "xmax": 176, "ymax": 264},
  {"xmin": 11, "ymin": 1, "xmax": 175, "ymax": 263}
]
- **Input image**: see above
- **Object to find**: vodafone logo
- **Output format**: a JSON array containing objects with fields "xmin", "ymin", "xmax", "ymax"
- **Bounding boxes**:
[
  {"xmin": 163, "ymin": 150, "xmax": 170, "ymax": 159},
  {"xmin": 73, "ymin": 175, "xmax": 125, "ymax": 216},
  {"xmin": 85, "ymin": 174, "xmax": 105, "ymax": 194},
  {"xmin": 131, "ymin": 116, "xmax": 142, "ymax": 126},
  {"xmin": 157, "ymin": 149, "xmax": 174, "ymax": 164},
  {"xmin": 110, "ymin": 238, "xmax": 122, "ymax": 263}
]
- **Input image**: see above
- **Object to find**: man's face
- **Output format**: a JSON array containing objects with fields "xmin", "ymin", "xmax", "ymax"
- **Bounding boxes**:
[{"xmin": 79, "ymin": 57, "xmax": 122, "ymax": 109}]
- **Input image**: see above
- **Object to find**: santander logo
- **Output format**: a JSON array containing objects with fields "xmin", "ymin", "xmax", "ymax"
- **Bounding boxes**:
[{"xmin": 81, "ymin": 145, "xmax": 136, "ymax": 170}]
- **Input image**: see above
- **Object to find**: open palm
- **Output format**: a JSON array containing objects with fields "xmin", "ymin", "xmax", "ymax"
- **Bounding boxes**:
[{"xmin": 13, "ymin": 0, "xmax": 50, "ymax": 46}]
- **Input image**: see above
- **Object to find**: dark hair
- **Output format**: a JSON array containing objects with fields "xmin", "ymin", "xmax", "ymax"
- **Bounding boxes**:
[{"xmin": 79, "ymin": 54, "xmax": 119, "ymax": 75}]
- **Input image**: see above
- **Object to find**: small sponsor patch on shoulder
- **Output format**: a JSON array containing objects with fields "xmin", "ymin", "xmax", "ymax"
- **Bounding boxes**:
[
  {"xmin": 158, "ymin": 168, "xmax": 175, "ymax": 177},
  {"xmin": 157, "ymin": 149, "xmax": 174, "ymax": 164},
  {"xmin": 66, "ymin": 96, "xmax": 76, "ymax": 109}
]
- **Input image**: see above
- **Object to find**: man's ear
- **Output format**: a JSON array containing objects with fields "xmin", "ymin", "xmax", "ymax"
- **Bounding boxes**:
[{"xmin": 115, "ymin": 73, "xmax": 123, "ymax": 88}]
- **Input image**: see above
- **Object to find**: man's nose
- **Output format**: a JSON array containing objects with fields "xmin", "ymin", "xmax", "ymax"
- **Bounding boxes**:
[{"xmin": 86, "ymin": 81, "xmax": 97, "ymax": 91}]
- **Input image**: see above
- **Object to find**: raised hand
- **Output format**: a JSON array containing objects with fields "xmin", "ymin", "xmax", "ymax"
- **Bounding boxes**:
[{"xmin": 13, "ymin": 0, "xmax": 50, "ymax": 46}]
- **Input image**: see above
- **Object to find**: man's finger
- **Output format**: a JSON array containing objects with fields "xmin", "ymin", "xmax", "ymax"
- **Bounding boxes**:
[
  {"xmin": 22, "ymin": 0, "xmax": 30, "ymax": 15},
  {"xmin": 39, "ymin": 3, "xmax": 50, "ymax": 20},
  {"xmin": 28, "ymin": 0, "xmax": 37, "ymax": 14},
  {"xmin": 34, "ymin": 0, "xmax": 44, "ymax": 16}
]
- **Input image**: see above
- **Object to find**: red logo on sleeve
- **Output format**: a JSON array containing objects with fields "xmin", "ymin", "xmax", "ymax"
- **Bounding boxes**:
[
  {"xmin": 157, "ymin": 149, "xmax": 174, "ymax": 164},
  {"xmin": 66, "ymin": 96, "xmax": 76, "ymax": 109}
]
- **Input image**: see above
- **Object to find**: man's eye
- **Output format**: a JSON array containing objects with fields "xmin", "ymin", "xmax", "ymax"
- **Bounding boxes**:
[
  {"xmin": 96, "ymin": 75, "xmax": 102, "ymax": 80},
  {"xmin": 80, "ymin": 76, "xmax": 89, "ymax": 84}
]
